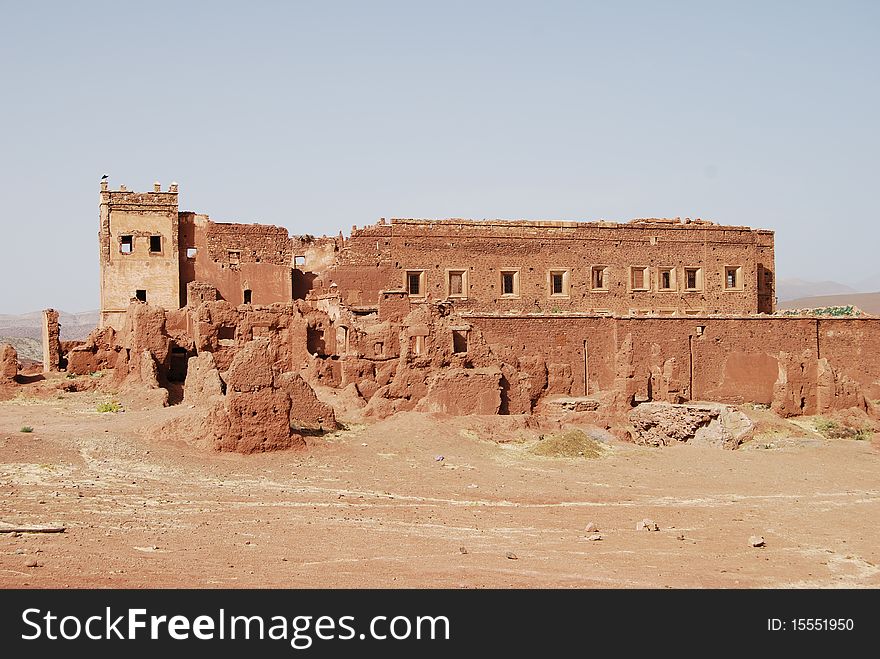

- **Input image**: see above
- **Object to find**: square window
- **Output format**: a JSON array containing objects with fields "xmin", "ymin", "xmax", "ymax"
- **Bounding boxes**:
[
  {"xmin": 149, "ymin": 235, "xmax": 162, "ymax": 253},
  {"xmin": 406, "ymin": 270, "xmax": 425, "ymax": 297},
  {"xmin": 549, "ymin": 270, "xmax": 569, "ymax": 297},
  {"xmin": 447, "ymin": 270, "xmax": 467, "ymax": 298},
  {"xmin": 591, "ymin": 266, "xmax": 608, "ymax": 290},
  {"xmin": 186, "ymin": 247, "xmax": 197, "ymax": 259},
  {"xmin": 228, "ymin": 250, "xmax": 241, "ymax": 265},
  {"xmin": 684, "ymin": 267, "xmax": 703, "ymax": 291},
  {"xmin": 658, "ymin": 267, "xmax": 675, "ymax": 291},
  {"xmin": 725, "ymin": 266, "xmax": 743, "ymax": 290},
  {"xmin": 135, "ymin": 289, "xmax": 146, "ymax": 302},
  {"xmin": 120, "ymin": 235, "xmax": 133, "ymax": 254},
  {"xmin": 500, "ymin": 270, "xmax": 520, "ymax": 297},
  {"xmin": 294, "ymin": 255, "xmax": 306, "ymax": 267},
  {"xmin": 630, "ymin": 266, "xmax": 649, "ymax": 291}
]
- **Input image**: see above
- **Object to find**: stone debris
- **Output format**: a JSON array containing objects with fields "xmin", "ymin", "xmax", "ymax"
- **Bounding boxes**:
[
  {"xmin": 749, "ymin": 536, "xmax": 766, "ymax": 548},
  {"xmin": 506, "ymin": 552, "xmax": 518, "ymax": 560},
  {"xmin": 637, "ymin": 519, "xmax": 659, "ymax": 531},
  {"xmin": 629, "ymin": 402, "xmax": 754, "ymax": 449},
  {"xmin": 585, "ymin": 521, "xmax": 598, "ymax": 533},
  {"xmin": 587, "ymin": 533, "xmax": 602, "ymax": 541}
]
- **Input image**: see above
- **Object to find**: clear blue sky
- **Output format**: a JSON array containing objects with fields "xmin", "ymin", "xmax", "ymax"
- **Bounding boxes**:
[{"xmin": 1, "ymin": 1, "xmax": 878, "ymax": 313}]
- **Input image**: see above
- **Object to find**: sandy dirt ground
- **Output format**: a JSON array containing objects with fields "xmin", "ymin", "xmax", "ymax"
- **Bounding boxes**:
[{"xmin": 2, "ymin": 389, "xmax": 879, "ymax": 588}]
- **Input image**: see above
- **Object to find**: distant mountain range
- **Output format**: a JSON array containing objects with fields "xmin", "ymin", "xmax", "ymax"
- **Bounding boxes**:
[
  {"xmin": 777, "ymin": 292, "xmax": 880, "ymax": 316},
  {"xmin": 0, "ymin": 310, "xmax": 99, "ymax": 341},
  {"xmin": 777, "ymin": 275, "xmax": 880, "ymax": 302}
]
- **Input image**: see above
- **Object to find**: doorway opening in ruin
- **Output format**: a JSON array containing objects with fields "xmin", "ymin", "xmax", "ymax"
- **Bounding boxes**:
[
  {"xmin": 168, "ymin": 347, "xmax": 189, "ymax": 383},
  {"xmin": 243, "ymin": 289, "xmax": 252, "ymax": 304},
  {"xmin": 307, "ymin": 327, "xmax": 326, "ymax": 356},
  {"xmin": 135, "ymin": 289, "xmax": 147, "ymax": 302},
  {"xmin": 452, "ymin": 330, "xmax": 468, "ymax": 354}
]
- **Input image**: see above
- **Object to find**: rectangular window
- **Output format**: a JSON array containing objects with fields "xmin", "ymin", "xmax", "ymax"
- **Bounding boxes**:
[
  {"xmin": 549, "ymin": 270, "xmax": 569, "ymax": 297},
  {"xmin": 725, "ymin": 266, "xmax": 742, "ymax": 290},
  {"xmin": 685, "ymin": 267, "xmax": 702, "ymax": 291},
  {"xmin": 149, "ymin": 235, "xmax": 162, "ymax": 253},
  {"xmin": 243, "ymin": 289, "xmax": 252, "ymax": 304},
  {"xmin": 447, "ymin": 270, "xmax": 466, "ymax": 297},
  {"xmin": 452, "ymin": 330, "xmax": 468, "ymax": 354},
  {"xmin": 373, "ymin": 341, "xmax": 384, "ymax": 357},
  {"xmin": 294, "ymin": 255, "xmax": 306, "ymax": 267},
  {"xmin": 406, "ymin": 270, "xmax": 425, "ymax": 297},
  {"xmin": 500, "ymin": 270, "xmax": 520, "ymax": 297},
  {"xmin": 658, "ymin": 267, "xmax": 675, "ymax": 291},
  {"xmin": 591, "ymin": 266, "xmax": 608, "ymax": 290},
  {"xmin": 186, "ymin": 247, "xmax": 197, "ymax": 259},
  {"xmin": 630, "ymin": 266, "xmax": 649, "ymax": 291},
  {"xmin": 410, "ymin": 335, "xmax": 424, "ymax": 356},
  {"xmin": 228, "ymin": 250, "xmax": 241, "ymax": 265},
  {"xmin": 135, "ymin": 289, "xmax": 146, "ymax": 302},
  {"xmin": 120, "ymin": 235, "xmax": 133, "ymax": 254}
]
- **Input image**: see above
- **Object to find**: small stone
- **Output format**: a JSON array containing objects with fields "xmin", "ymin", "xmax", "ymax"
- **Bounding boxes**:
[
  {"xmin": 637, "ymin": 519, "xmax": 659, "ymax": 531},
  {"xmin": 677, "ymin": 534, "xmax": 686, "ymax": 541},
  {"xmin": 434, "ymin": 455, "xmax": 445, "ymax": 462},
  {"xmin": 506, "ymin": 552, "xmax": 518, "ymax": 560},
  {"xmin": 585, "ymin": 522, "xmax": 598, "ymax": 533},
  {"xmin": 25, "ymin": 560, "xmax": 41, "ymax": 568},
  {"xmin": 459, "ymin": 546, "xmax": 468, "ymax": 555},
  {"xmin": 587, "ymin": 533, "xmax": 602, "ymax": 541},
  {"xmin": 749, "ymin": 535, "xmax": 765, "ymax": 547}
]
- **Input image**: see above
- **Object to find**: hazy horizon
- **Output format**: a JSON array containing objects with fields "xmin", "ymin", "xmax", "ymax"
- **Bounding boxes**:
[{"xmin": 1, "ymin": 1, "xmax": 879, "ymax": 314}]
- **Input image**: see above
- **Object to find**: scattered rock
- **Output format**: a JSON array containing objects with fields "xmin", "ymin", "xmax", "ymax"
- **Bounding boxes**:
[
  {"xmin": 25, "ymin": 560, "xmax": 41, "ymax": 568},
  {"xmin": 506, "ymin": 552, "xmax": 518, "ymax": 560},
  {"xmin": 637, "ymin": 519, "xmax": 659, "ymax": 531},
  {"xmin": 434, "ymin": 455, "xmax": 445, "ymax": 462},
  {"xmin": 585, "ymin": 521, "xmax": 598, "ymax": 533},
  {"xmin": 749, "ymin": 535, "xmax": 766, "ymax": 547},
  {"xmin": 587, "ymin": 533, "xmax": 602, "ymax": 541},
  {"xmin": 459, "ymin": 546, "xmax": 468, "ymax": 555},
  {"xmin": 676, "ymin": 534, "xmax": 686, "ymax": 541}
]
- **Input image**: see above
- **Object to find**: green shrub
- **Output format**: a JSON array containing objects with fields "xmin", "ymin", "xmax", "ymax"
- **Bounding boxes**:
[
  {"xmin": 96, "ymin": 401, "xmax": 123, "ymax": 413},
  {"xmin": 20, "ymin": 426, "xmax": 34, "ymax": 433}
]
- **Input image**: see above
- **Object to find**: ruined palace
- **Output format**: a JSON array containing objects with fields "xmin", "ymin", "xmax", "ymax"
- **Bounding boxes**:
[{"xmin": 28, "ymin": 178, "xmax": 872, "ymax": 452}]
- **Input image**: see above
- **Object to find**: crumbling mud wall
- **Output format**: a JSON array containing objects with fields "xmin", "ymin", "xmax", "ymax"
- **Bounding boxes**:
[
  {"xmin": 465, "ymin": 314, "xmax": 880, "ymax": 418},
  {"xmin": 1, "ymin": 344, "xmax": 19, "ymax": 384},
  {"xmin": 179, "ymin": 213, "xmax": 294, "ymax": 307},
  {"xmin": 41, "ymin": 309, "xmax": 62, "ymax": 372}
]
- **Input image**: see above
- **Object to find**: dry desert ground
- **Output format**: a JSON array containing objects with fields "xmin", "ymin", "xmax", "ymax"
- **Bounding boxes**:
[{"xmin": 2, "ymin": 387, "xmax": 879, "ymax": 588}]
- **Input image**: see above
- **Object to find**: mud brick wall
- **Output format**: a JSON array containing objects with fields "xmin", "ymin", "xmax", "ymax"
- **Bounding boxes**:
[
  {"xmin": 334, "ymin": 219, "xmax": 775, "ymax": 315},
  {"xmin": 179, "ymin": 213, "xmax": 293, "ymax": 306},
  {"xmin": 42, "ymin": 308, "xmax": 61, "ymax": 372},
  {"xmin": 818, "ymin": 319, "xmax": 880, "ymax": 399},
  {"xmin": 467, "ymin": 315, "xmax": 880, "ymax": 410}
]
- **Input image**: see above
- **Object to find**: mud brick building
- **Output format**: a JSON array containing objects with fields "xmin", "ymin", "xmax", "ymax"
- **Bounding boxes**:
[
  {"xmin": 86, "ymin": 179, "xmax": 879, "ymax": 442},
  {"xmin": 99, "ymin": 181, "xmax": 775, "ymax": 328}
]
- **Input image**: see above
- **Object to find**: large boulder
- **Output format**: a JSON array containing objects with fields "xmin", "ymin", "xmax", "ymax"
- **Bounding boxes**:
[{"xmin": 629, "ymin": 402, "xmax": 754, "ymax": 449}]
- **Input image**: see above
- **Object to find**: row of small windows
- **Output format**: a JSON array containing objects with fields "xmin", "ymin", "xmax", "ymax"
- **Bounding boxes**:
[
  {"xmin": 405, "ymin": 266, "xmax": 745, "ymax": 298},
  {"xmin": 119, "ymin": 235, "xmax": 163, "ymax": 254}
]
